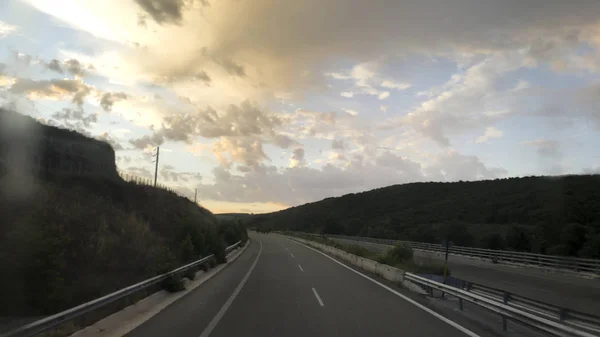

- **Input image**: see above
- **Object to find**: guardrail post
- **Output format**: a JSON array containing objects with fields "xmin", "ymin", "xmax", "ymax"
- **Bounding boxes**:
[
  {"xmin": 503, "ymin": 291, "xmax": 510, "ymax": 304},
  {"xmin": 559, "ymin": 308, "xmax": 567, "ymax": 321},
  {"xmin": 501, "ymin": 291, "xmax": 510, "ymax": 331}
]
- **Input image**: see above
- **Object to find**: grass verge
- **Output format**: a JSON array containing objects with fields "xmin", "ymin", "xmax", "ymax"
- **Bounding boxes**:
[{"xmin": 286, "ymin": 231, "xmax": 448, "ymax": 275}]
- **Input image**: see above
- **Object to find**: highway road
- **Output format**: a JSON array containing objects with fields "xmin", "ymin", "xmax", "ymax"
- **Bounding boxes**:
[
  {"xmin": 330, "ymin": 237, "xmax": 600, "ymax": 315},
  {"xmin": 125, "ymin": 233, "xmax": 488, "ymax": 337}
]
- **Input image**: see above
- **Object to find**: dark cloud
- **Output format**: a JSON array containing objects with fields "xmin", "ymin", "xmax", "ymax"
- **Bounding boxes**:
[
  {"xmin": 45, "ymin": 59, "xmax": 63, "ymax": 73},
  {"xmin": 156, "ymin": 70, "xmax": 211, "ymax": 84},
  {"xmin": 9, "ymin": 78, "xmax": 92, "ymax": 106},
  {"xmin": 215, "ymin": 57, "xmax": 246, "ymax": 77},
  {"xmin": 134, "ymin": 0, "xmax": 187, "ymax": 25},
  {"xmin": 46, "ymin": 108, "xmax": 96, "ymax": 136},
  {"xmin": 43, "ymin": 59, "xmax": 88, "ymax": 77},
  {"xmin": 159, "ymin": 165, "xmax": 202, "ymax": 182},
  {"xmin": 331, "ymin": 138, "xmax": 346, "ymax": 150},
  {"xmin": 64, "ymin": 59, "xmax": 86, "ymax": 77},
  {"xmin": 271, "ymin": 134, "xmax": 296, "ymax": 148},
  {"xmin": 51, "ymin": 108, "xmax": 98, "ymax": 128},
  {"xmin": 140, "ymin": 101, "xmax": 282, "ymax": 144},
  {"xmin": 100, "ymin": 92, "xmax": 128, "ymax": 111},
  {"xmin": 290, "ymin": 147, "xmax": 305, "ymax": 167},
  {"xmin": 129, "ymin": 133, "xmax": 165, "ymax": 149}
]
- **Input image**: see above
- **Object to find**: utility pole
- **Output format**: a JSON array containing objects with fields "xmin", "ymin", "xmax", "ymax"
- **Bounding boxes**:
[
  {"xmin": 152, "ymin": 146, "xmax": 160, "ymax": 187},
  {"xmin": 194, "ymin": 188, "xmax": 197, "ymax": 203}
]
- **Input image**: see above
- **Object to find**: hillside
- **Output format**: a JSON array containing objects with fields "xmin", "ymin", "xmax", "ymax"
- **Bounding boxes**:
[
  {"xmin": 0, "ymin": 110, "xmax": 247, "ymax": 316},
  {"xmin": 249, "ymin": 175, "xmax": 600, "ymax": 258}
]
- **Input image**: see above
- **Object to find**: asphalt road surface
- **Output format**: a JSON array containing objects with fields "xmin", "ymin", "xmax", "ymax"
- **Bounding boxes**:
[
  {"xmin": 330, "ymin": 237, "xmax": 600, "ymax": 315},
  {"xmin": 125, "ymin": 233, "xmax": 486, "ymax": 337}
]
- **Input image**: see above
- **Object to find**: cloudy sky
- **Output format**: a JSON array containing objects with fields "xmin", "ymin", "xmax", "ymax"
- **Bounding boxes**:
[{"xmin": 1, "ymin": 0, "xmax": 600, "ymax": 213}]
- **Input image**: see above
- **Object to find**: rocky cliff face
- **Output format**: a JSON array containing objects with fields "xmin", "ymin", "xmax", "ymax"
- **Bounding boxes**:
[{"xmin": 0, "ymin": 109, "xmax": 119, "ymax": 182}]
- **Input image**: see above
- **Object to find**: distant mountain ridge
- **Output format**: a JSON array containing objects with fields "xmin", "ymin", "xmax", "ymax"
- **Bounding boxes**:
[{"xmin": 249, "ymin": 175, "xmax": 600, "ymax": 258}]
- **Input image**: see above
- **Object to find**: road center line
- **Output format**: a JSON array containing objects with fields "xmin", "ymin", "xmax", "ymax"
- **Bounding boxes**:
[
  {"xmin": 298, "ymin": 264, "xmax": 304, "ymax": 272},
  {"xmin": 312, "ymin": 287, "xmax": 324, "ymax": 307},
  {"xmin": 290, "ymin": 239, "xmax": 481, "ymax": 337},
  {"xmin": 290, "ymin": 253, "xmax": 295, "ymax": 258},
  {"xmin": 198, "ymin": 240, "xmax": 263, "ymax": 337}
]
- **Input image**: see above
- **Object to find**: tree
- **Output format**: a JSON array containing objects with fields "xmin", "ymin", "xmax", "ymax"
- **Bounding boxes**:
[
  {"xmin": 578, "ymin": 233, "xmax": 600, "ymax": 258},
  {"xmin": 346, "ymin": 218, "xmax": 365, "ymax": 236},
  {"xmin": 505, "ymin": 225, "xmax": 532, "ymax": 252},
  {"xmin": 323, "ymin": 216, "xmax": 344, "ymax": 234},
  {"xmin": 560, "ymin": 223, "xmax": 587, "ymax": 256},
  {"xmin": 440, "ymin": 222, "xmax": 475, "ymax": 247},
  {"xmin": 480, "ymin": 233, "xmax": 505, "ymax": 250}
]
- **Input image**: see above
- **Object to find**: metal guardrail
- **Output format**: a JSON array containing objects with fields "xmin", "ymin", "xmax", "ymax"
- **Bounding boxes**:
[
  {"xmin": 464, "ymin": 282, "xmax": 600, "ymax": 335},
  {"xmin": 320, "ymin": 233, "xmax": 600, "ymax": 275},
  {"xmin": 3, "ymin": 241, "xmax": 243, "ymax": 337},
  {"xmin": 404, "ymin": 273, "xmax": 598, "ymax": 337}
]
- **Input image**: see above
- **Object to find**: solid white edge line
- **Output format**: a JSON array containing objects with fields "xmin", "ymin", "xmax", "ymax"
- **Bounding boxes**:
[
  {"xmin": 290, "ymin": 239, "xmax": 481, "ymax": 337},
  {"xmin": 298, "ymin": 264, "xmax": 304, "ymax": 272},
  {"xmin": 198, "ymin": 240, "xmax": 263, "ymax": 337},
  {"xmin": 312, "ymin": 287, "xmax": 325, "ymax": 307}
]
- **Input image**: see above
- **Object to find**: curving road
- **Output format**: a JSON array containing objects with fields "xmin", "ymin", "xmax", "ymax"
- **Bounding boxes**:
[{"xmin": 125, "ymin": 233, "xmax": 488, "ymax": 337}]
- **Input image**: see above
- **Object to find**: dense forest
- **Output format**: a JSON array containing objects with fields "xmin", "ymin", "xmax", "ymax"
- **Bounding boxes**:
[
  {"xmin": 248, "ymin": 175, "xmax": 600, "ymax": 258},
  {"xmin": 0, "ymin": 113, "xmax": 247, "ymax": 316}
]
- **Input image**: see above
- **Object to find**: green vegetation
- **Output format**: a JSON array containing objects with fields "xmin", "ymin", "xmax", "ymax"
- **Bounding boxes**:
[
  {"xmin": 252, "ymin": 175, "xmax": 600, "ymax": 258},
  {"xmin": 0, "ymin": 116, "xmax": 249, "ymax": 316},
  {"xmin": 0, "ymin": 175, "xmax": 247, "ymax": 315},
  {"xmin": 290, "ymin": 233, "xmax": 446, "ymax": 275}
]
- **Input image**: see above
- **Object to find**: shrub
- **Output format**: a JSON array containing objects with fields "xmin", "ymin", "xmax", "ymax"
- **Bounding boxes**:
[
  {"xmin": 162, "ymin": 275, "xmax": 185, "ymax": 292},
  {"xmin": 183, "ymin": 269, "xmax": 196, "ymax": 280},
  {"xmin": 374, "ymin": 243, "xmax": 413, "ymax": 267},
  {"xmin": 346, "ymin": 244, "xmax": 374, "ymax": 258}
]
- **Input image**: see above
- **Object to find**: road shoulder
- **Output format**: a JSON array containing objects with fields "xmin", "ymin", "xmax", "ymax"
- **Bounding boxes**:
[{"xmin": 70, "ymin": 242, "xmax": 251, "ymax": 337}]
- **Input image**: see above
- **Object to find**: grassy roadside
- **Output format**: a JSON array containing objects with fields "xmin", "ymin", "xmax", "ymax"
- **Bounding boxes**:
[{"xmin": 284, "ymin": 231, "xmax": 448, "ymax": 275}]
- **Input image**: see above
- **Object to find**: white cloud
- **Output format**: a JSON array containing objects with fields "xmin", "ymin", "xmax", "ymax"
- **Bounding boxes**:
[
  {"xmin": 475, "ymin": 126, "xmax": 503, "ymax": 144},
  {"xmin": 513, "ymin": 80, "xmax": 530, "ymax": 91},
  {"xmin": 390, "ymin": 51, "xmax": 527, "ymax": 146},
  {"xmin": 342, "ymin": 108, "xmax": 359, "ymax": 117},
  {"xmin": 378, "ymin": 91, "xmax": 390, "ymax": 100},
  {"xmin": 523, "ymin": 139, "xmax": 560, "ymax": 157},
  {"xmin": 195, "ymin": 149, "xmax": 505, "ymax": 206},
  {"xmin": 381, "ymin": 80, "xmax": 411, "ymax": 90},
  {"xmin": 0, "ymin": 20, "xmax": 17, "ymax": 38},
  {"xmin": 11, "ymin": 0, "xmax": 600, "ymax": 211},
  {"xmin": 326, "ymin": 72, "xmax": 352, "ymax": 80}
]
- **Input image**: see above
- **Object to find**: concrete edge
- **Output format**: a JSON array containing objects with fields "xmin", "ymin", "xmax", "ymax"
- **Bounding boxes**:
[
  {"xmin": 281, "ymin": 235, "xmax": 427, "ymax": 290},
  {"xmin": 69, "ymin": 240, "xmax": 252, "ymax": 337}
]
